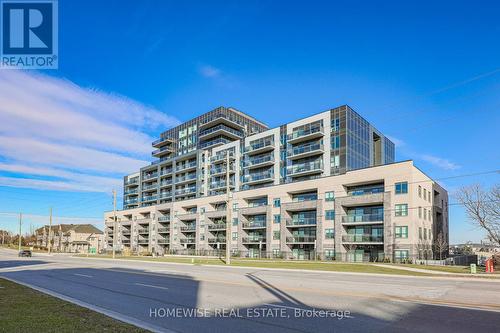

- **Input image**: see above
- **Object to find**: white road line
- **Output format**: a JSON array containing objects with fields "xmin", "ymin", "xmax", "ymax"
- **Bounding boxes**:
[
  {"xmin": 73, "ymin": 273, "xmax": 93, "ymax": 278},
  {"xmin": 135, "ymin": 282, "xmax": 169, "ymax": 290}
]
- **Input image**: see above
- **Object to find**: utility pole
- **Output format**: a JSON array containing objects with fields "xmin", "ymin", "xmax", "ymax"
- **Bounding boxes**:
[
  {"xmin": 48, "ymin": 207, "xmax": 53, "ymax": 254},
  {"xmin": 225, "ymin": 153, "xmax": 232, "ymax": 265},
  {"xmin": 112, "ymin": 189, "xmax": 117, "ymax": 259},
  {"xmin": 18, "ymin": 213, "xmax": 22, "ymax": 251}
]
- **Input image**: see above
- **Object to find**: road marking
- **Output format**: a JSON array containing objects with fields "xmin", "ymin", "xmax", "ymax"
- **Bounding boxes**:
[
  {"xmin": 73, "ymin": 273, "xmax": 93, "ymax": 278},
  {"xmin": 134, "ymin": 282, "xmax": 169, "ymax": 290}
]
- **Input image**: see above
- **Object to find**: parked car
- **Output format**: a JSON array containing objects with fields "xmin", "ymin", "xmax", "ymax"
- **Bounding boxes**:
[{"xmin": 18, "ymin": 250, "xmax": 32, "ymax": 257}]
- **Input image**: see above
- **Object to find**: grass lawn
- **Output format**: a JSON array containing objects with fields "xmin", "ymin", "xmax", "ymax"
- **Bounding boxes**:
[
  {"xmin": 395, "ymin": 264, "xmax": 490, "ymax": 274},
  {"xmin": 77, "ymin": 254, "xmax": 431, "ymax": 276},
  {"xmin": 0, "ymin": 278, "xmax": 148, "ymax": 333}
]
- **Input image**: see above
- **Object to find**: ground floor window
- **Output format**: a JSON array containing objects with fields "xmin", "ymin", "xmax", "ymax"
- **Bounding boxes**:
[
  {"xmin": 394, "ymin": 250, "xmax": 409, "ymax": 260},
  {"xmin": 325, "ymin": 249, "xmax": 335, "ymax": 259}
]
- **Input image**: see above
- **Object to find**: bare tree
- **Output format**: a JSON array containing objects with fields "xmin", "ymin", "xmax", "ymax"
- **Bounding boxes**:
[
  {"xmin": 435, "ymin": 232, "xmax": 448, "ymax": 260},
  {"xmin": 457, "ymin": 184, "xmax": 500, "ymax": 246}
]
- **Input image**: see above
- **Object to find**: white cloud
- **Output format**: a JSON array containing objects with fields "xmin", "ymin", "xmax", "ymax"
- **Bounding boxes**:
[
  {"xmin": 420, "ymin": 154, "xmax": 461, "ymax": 171},
  {"xmin": 0, "ymin": 70, "xmax": 179, "ymax": 193},
  {"xmin": 199, "ymin": 65, "xmax": 221, "ymax": 78}
]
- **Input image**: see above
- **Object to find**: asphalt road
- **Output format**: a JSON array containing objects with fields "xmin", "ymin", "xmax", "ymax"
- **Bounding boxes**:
[{"xmin": 1, "ymin": 249, "xmax": 499, "ymax": 333}]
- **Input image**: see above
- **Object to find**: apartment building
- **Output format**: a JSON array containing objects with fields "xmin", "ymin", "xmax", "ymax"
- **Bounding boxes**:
[
  {"xmin": 36, "ymin": 224, "xmax": 104, "ymax": 253},
  {"xmin": 107, "ymin": 105, "xmax": 448, "ymax": 262}
]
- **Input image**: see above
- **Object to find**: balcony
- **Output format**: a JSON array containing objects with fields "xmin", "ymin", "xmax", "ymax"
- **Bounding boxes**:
[
  {"xmin": 242, "ymin": 170, "xmax": 274, "ymax": 185},
  {"xmin": 287, "ymin": 161, "xmax": 323, "ymax": 177},
  {"xmin": 141, "ymin": 195, "xmax": 157, "ymax": 202},
  {"xmin": 207, "ymin": 223, "xmax": 227, "ymax": 231},
  {"xmin": 209, "ymin": 180, "xmax": 235, "ymax": 190},
  {"xmin": 121, "ymin": 230, "xmax": 131, "ymax": 235},
  {"xmin": 243, "ymin": 154, "xmax": 275, "ymax": 169},
  {"xmin": 180, "ymin": 225, "xmax": 196, "ymax": 232},
  {"xmin": 138, "ymin": 238, "xmax": 149, "ymax": 245},
  {"xmin": 159, "ymin": 191, "xmax": 172, "ymax": 200},
  {"xmin": 152, "ymin": 145, "xmax": 173, "ymax": 157},
  {"xmin": 122, "ymin": 239, "xmax": 131, "ymax": 245},
  {"xmin": 342, "ymin": 214, "xmax": 384, "ymax": 225},
  {"xmin": 180, "ymin": 238, "xmax": 196, "ymax": 244},
  {"xmin": 175, "ymin": 187, "xmax": 197, "ymax": 196},
  {"xmin": 160, "ymin": 169, "xmax": 173, "ymax": 177},
  {"xmin": 160, "ymin": 179, "xmax": 173, "ymax": 187},
  {"xmin": 158, "ymin": 216, "xmax": 171, "ymax": 222},
  {"xmin": 242, "ymin": 221, "xmax": 266, "ymax": 229},
  {"xmin": 142, "ymin": 184, "xmax": 158, "ymax": 192},
  {"xmin": 151, "ymin": 157, "xmax": 171, "ymax": 165},
  {"xmin": 210, "ymin": 165, "xmax": 235, "ymax": 176},
  {"xmin": 124, "ymin": 198, "xmax": 139, "ymax": 205},
  {"xmin": 136, "ymin": 218, "xmax": 152, "ymax": 223},
  {"xmin": 142, "ymin": 173, "xmax": 158, "ymax": 181},
  {"xmin": 124, "ymin": 189, "xmax": 138, "ymax": 196},
  {"xmin": 285, "ymin": 218, "xmax": 317, "ymax": 227},
  {"xmin": 208, "ymin": 237, "xmax": 226, "ymax": 243},
  {"xmin": 158, "ymin": 227, "xmax": 170, "ymax": 233},
  {"xmin": 287, "ymin": 125, "xmax": 324, "ymax": 144},
  {"xmin": 199, "ymin": 137, "xmax": 231, "ymax": 149},
  {"xmin": 242, "ymin": 236, "xmax": 266, "ymax": 243},
  {"xmin": 286, "ymin": 236, "xmax": 316, "ymax": 243},
  {"xmin": 282, "ymin": 200, "xmax": 318, "ymax": 212},
  {"xmin": 244, "ymin": 139, "xmax": 274, "ymax": 155},
  {"xmin": 342, "ymin": 234, "xmax": 384, "ymax": 244},
  {"xmin": 210, "ymin": 151, "xmax": 235, "ymax": 164},
  {"xmin": 175, "ymin": 173, "xmax": 197, "ymax": 184},
  {"xmin": 152, "ymin": 136, "xmax": 174, "ymax": 148},
  {"xmin": 157, "ymin": 238, "xmax": 170, "ymax": 244},
  {"xmin": 287, "ymin": 143, "xmax": 324, "ymax": 160},
  {"xmin": 137, "ymin": 228, "xmax": 149, "ymax": 234},
  {"xmin": 175, "ymin": 161, "xmax": 197, "ymax": 172},
  {"xmin": 199, "ymin": 124, "xmax": 243, "ymax": 140}
]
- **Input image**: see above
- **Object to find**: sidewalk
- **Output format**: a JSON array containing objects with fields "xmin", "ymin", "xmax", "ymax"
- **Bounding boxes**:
[{"xmin": 372, "ymin": 263, "xmax": 454, "ymax": 275}]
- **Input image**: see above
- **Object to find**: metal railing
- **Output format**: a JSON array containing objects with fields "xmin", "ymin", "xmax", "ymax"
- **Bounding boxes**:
[
  {"xmin": 285, "ymin": 218, "xmax": 317, "ymax": 226},
  {"xmin": 342, "ymin": 214, "xmax": 384, "ymax": 223},
  {"xmin": 342, "ymin": 234, "xmax": 384, "ymax": 243},
  {"xmin": 245, "ymin": 139, "xmax": 274, "ymax": 153},
  {"xmin": 243, "ymin": 154, "xmax": 274, "ymax": 167},
  {"xmin": 242, "ymin": 171, "xmax": 273, "ymax": 183},
  {"xmin": 199, "ymin": 124, "xmax": 243, "ymax": 138},
  {"xmin": 287, "ymin": 161, "xmax": 322, "ymax": 175},
  {"xmin": 207, "ymin": 223, "xmax": 227, "ymax": 230},
  {"xmin": 242, "ymin": 221, "xmax": 266, "ymax": 228},
  {"xmin": 287, "ymin": 125, "xmax": 323, "ymax": 141},
  {"xmin": 286, "ymin": 236, "xmax": 316, "ymax": 243},
  {"xmin": 288, "ymin": 143, "xmax": 323, "ymax": 157}
]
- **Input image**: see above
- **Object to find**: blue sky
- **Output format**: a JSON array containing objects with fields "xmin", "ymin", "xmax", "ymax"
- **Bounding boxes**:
[{"xmin": 0, "ymin": 0, "xmax": 499, "ymax": 243}]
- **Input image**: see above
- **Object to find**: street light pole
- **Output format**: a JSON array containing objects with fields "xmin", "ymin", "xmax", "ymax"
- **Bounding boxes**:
[
  {"xmin": 112, "ymin": 189, "xmax": 117, "ymax": 259},
  {"xmin": 48, "ymin": 207, "xmax": 53, "ymax": 254},
  {"xmin": 225, "ymin": 153, "xmax": 232, "ymax": 265}
]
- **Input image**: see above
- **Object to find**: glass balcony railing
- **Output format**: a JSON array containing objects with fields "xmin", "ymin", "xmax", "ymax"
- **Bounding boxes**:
[
  {"xmin": 285, "ymin": 218, "xmax": 317, "ymax": 226},
  {"xmin": 210, "ymin": 151, "xmax": 235, "ymax": 163},
  {"xmin": 141, "ymin": 195, "xmax": 157, "ymax": 202},
  {"xmin": 152, "ymin": 145, "xmax": 173, "ymax": 156},
  {"xmin": 208, "ymin": 237, "xmax": 227, "ymax": 243},
  {"xmin": 159, "ymin": 192, "xmax": 172, "ymax": 199},
  {"xmin": 137, "ymin": 228, "xmax": 149, "ymax": 234},
  {"xmin": 142, "ymin": 173, "xmax": 158, "ymax": 180},
  {"xmin": 210, "ymin": 166, "xmax": 235, "ymax": 175},
  {"xmin": 242, "ymin": 221, "xmax": 266, "ymax": 228},
  {"xmin": 124, "ymin": 178, "xmax": 139, "ymax": 186},
  {"xmin": 124, "ymin": 189, "xmax": 138, "ymax": 195},
  {"xmin": 160, "ymin": 168, "xmax": 173, "ymax": 176},
  {"xmin": 175, "ymin": 187, "xmax": 197, "ymax": 196},
  {"xmin": 160, "ymin": 179, "xmax": 173, "ymax": 187},
  {"xmin": 157, "ymin": 227, "xmax": 170, "ymax": 233},
  {"xmin": 199, "ymin": 138, "xmax": 231, "ymax": 149},
  {"xmin": 243, "ymin": 154, "xmax": 274, "ymax": 167},
  {"xmin": 124, "ymin": 198, "xmax": 139, "ymax": 205},
  {"xmin": 180, "ymin": 224, "xmax": 196, "ymax": 232},
  {"xmin": 342, "ymin": 234, "xmax": 384, "ymax": 243},
  {"xmin": 245, "ymin": 139, "xmax": 274, "ymax": 153},
  {"xmin": 286, "ymin": 236, "xmax": 316, "ymax": 243},
  {"xmin": 157, "ymin": 238, "xmax": 170, "ymax": 244},
  {"xmin": 199, "ymin": 124, "xmax": 243, "ymax": 138},
  {"xmin": 180, "ymin": 238, "xmax": 196, "ymax": 244},
  {"xmin": 342, "ymin": 214, "xmax": 384, "ymax": 223},
  {"xmin": 175, "ymin": 161, "xmax": 197, "ymax": 172},
  {"xmin": 242, "ymin": 236, "xmax": 266, "ymax": 243},
  {"xmin": 243, "ymin": 171, "xmax": 274, "ymax": 183},
  {"xmin": 288, "ymin": 143, "xmax": 323, "ymax": 157},
  {"xmin": 176, "ymin": 173, "xmax": 197, "ymax": 183},
  {"xmin": 287, "ymin": 161, "xmax": 322, "ymax": 175},
  {"xmin": 209, "ymin": 180, "xmax": 235, "ymax": 189},
  {"xmin": 287, "ymin": 125, "xmax": 323, "ymax": 141},
  {"xmin": 158, "ymin": 216, "xmax": 171, "ymax": 222},
  {"xmin": 347, "ymin": 186, "xmax": 385, "ymax": 196},
  {"xmin": 142, "ymin": 184, "xmax": 158, "ymax": 191}
]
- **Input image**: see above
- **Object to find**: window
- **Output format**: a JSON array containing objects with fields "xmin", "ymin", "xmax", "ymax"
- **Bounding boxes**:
[
  {"xmin": 419, "ymin": 227, "xmax": 422, "ymax": 240},
  {"xmin": 325, "ymin": 210, "xmax": 335, "ymax": 220},
  {"xmin": 395, "ymin": 250, "xmax": 409, "ymax": 260},
  {"xmin": 395, "ymin": 226, "xmax": 408, "ymax": 238},
  {"xmin": 200, "ymin": 235, "xmax": 205, "ymax": 241},
  {"xmin": 273, "ymin": 231, "xmax": 280, "ymax": 240},
  {"xmin": 274, "ymin": 214, "xmax": 281, "ymax": 224},
  {"xmin": 423, "ymin": 208, "xmax": 427, "ymax": 220},
  {"xmin": 418, "ymin": 207, "xmax": 422, "ymax": 219},
  {"xmin": 232, "ymin": 218, "xmax": 238, "ymax": 226},
  {"xmin": 232, "ymin": 203, "xmax": 238, "ymax": 211},
  {"xmin": 395, "ymin": 204, "xmax": 408, "ymax": 216},
  {"xmin": 325, "ymin": 228, "xmax": 334, "ymax": 239},
  {"xmin": 423, "ymin": 189, "xmax": 427, "ymax": 201},
  {"xmin": 424, "ymin": 229, "xmax": 427, "ymax": 240},
  {"xmin": 331, "ymin": 118, "xmax": 340, "ymax": 132},
  {"xmin": 200, "ymin": 207, "xmax": 205, "ymax": 213},
  {"xmin": 418, "ymin": 185, "xmax": 422, "ymax": 197},
  {"xmin": 272, "ymin": 249, "xmax": 281, "ymax": 257},
  {"xmin": 325, "ymin": 191, "xmax": 335, "ymax": 201},
  {"xmin": 331, "ymin": 135, "xmax": 340, "ymax": 149},
  {"xmin": 273, "ymin": 198, "xmax": 281, "ymax": 208},
  {"xmin": 232, "ymin": 232, "xmax": 238, "ymax": 241},
  {"xmin": 325, "ymin": 249, "xmax": 335, "ymax": 259},
  {"xmin": 395, "ymin": 182, "xmax": 408, "ymax": 194}
]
